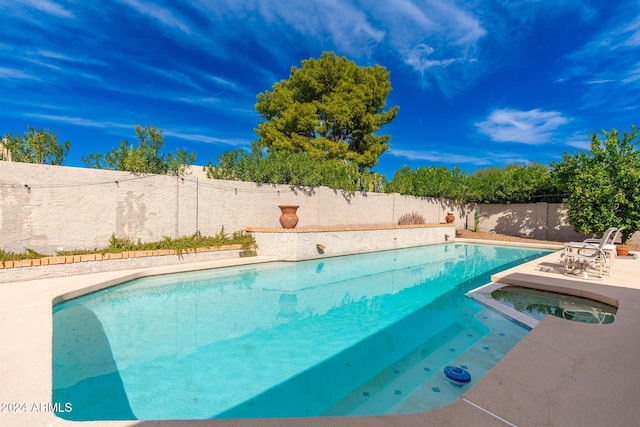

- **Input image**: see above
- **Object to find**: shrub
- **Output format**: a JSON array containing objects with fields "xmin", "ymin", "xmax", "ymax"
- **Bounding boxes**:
[
  {"xmin": 0, "ymin": 248, "xmax": 47, "ymax": 262},
  {"xmin": 398, "ymin": 212, "xmax": 426, "ymax": 225},
  {"xmin": 552, "ymin": 125, "xmax": 640, "ymax": 243},
  {"xmin": 207, "ymin": 144, "xmax": 386, "ymax": 193},
  {"xmin": 1, "ymin": 127, "xmax": 70, "ymax": 165}
]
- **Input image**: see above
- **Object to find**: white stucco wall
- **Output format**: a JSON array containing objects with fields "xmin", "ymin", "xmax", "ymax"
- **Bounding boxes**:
[
  {"xmin": 0, "ymin": 162, "xmax": 460, "ymax": 254},
  {"xmin": 3, "ymin": 161, "xmax": 635, "ymax": 255},
  {"xmin": 472, "ymin": 202, "xmax": 639, "ymax": 244}
]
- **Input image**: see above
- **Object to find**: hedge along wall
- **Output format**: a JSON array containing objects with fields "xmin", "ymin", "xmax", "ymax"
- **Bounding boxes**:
[{"xmin": 0, "ymin": 162, "xmax": 464, "ymax": 254}]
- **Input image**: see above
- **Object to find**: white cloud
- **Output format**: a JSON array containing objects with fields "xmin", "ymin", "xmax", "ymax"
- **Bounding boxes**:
[
  {"xmin": 135, "ymin": 64, "xmax": 204, "ymax": 91},
  {"xmin": 36, "ymin": 50, "xmax": 107, "ymax": 66},
  {"xmin": 476, "ymin": 108, "xmax": 570, "ymax": 144},
  {"xmin": 372, "ymin": 0, "xmax": 486, "ymax": 94},
  {"xmin": 20, "ymin": 0, "xmax": 74, "ymax": 18},
  {"xmin": 558, "ymin": 6, "xmax": 640, "ymax": 109},
  {"xmin": 564, "ymin": 132, "xmax": 591, "ymax": 150},
  {"xmin": 24, "ymin": 113, "xmax": 131, "ymax": 129},
  {"xmin": 117, "ymin": 0, "xmax": 191, "ymax": 35},
  {"xmin": 583, "ymin": 79, "xmax": 614, "ymax": 85},
  {"xmin": 404, "ymin": 44, "xmax": 459, "ymax": 71},
  {"xmin": 623, "ymin": 16, "xmax": 640, "ymax": 47},
  {"xmin": 164, "ymin": 131, "xmax": 251, "ymax": 147},
  {"xmin": 183, "ymin": 0, "xmax": 484, "ymax": 91},
  {"xmin": 387, "ymin": 148, "xmax": 492, "ymax": 165},
  {"xmin": 0, "ymin": 67, "xmax": 41, "ymax": 80}
]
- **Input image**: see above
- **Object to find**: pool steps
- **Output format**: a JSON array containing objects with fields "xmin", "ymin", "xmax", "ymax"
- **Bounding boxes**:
[
  {"xmin": 325, "ymin": 321, "xmax": 481, "ymax": 415},
  {"xmin": 324, "ymin": 307, "xmax": 528, "ymax": 416}
]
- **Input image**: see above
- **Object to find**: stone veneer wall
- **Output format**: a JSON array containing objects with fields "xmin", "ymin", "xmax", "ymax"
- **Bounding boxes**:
[
  {"xmin": 0, "ymin": 245, "xmax": 244, "ymax": 283},
  {"xmin": 247, "ymin": 224, "xmax": 456, "ymax": 261}
]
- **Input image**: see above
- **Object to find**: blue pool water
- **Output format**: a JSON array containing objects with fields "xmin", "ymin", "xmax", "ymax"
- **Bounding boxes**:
[{"xmin": 53, "ymin": 243, "xmax": 550, "ymax": 420}]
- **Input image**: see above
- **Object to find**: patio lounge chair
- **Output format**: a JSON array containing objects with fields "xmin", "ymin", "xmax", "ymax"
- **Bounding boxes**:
[
  {"xmin": 562, "ymin": 227, "xmax": 620, "ymax": 278},
  {"xmin": 564, "ymin": 227, "xmax": 617, "ymax": 249}
]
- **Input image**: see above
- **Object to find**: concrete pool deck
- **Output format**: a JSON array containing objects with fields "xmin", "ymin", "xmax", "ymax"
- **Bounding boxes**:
[{"xmin": 1, "ymin": 240, "xmax": 639, "ymax": 426}]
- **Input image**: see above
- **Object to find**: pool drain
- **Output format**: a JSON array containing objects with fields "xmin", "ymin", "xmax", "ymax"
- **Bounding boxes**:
[{"xmin": 443, "ymin": 366, "xmax": 471, "ymax": 387}]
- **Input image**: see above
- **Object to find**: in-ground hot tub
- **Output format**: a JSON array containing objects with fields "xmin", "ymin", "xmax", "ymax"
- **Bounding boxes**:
[
  {"xmin": 467, "ymin": 283, "xmax": 617, "ymax": 327},
  {"xmin": 490, "ymin": 286, "xmax": 617, "ymax": 324}
]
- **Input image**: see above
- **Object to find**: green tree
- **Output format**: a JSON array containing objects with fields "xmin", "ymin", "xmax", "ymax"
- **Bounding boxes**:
[
  {"xmin": 82, "ymin": 125, "xmax": 196, "ymax": 176},
  {"xmin": 255, "ymin": 52, "xmax": 399, "ymax": 169},
  {"xmin": 206, "ymin": 141, "xmax": 386, "ymax": 193},
  {"xmin": 386, "ymin": 163, "xmax": 561, "ymax": 204},
  {"xmin": 386, "ymin": 165, "xmax": 471, "ymax": 202},
  {"xmin": 1, "ymin": 127, "xmax": 70, "ymax": 165},
  {"xmin": 552, "ymin": 125, "xmax": 640, "ymax": 243},
  {"xmin": 470, "ymin": 163, "xmax": 559, "ymax": 203}
]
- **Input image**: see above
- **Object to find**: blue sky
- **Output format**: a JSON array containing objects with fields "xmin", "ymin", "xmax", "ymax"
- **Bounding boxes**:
[{"xmin": 1, "ymin": 0, "xmax": 639, "ymax": 178}]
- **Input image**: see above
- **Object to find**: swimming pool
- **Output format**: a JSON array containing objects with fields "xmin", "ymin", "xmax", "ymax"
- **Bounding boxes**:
[{"xmin": 52, "ymin": 243, "xmax": 550, "ymax": 420}]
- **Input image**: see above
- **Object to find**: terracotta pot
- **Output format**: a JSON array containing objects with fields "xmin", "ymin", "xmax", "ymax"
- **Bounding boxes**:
[
  {"xmin": 445, "ymin": 212, "xmax": 455, "ymax": 224},
  {"xmin": 616, "ymin": 245, "xmax": 630, "ymax": 257},
  {"xmin": 278, "ymin": 205, "xmax": 299, "ymax": 229}
]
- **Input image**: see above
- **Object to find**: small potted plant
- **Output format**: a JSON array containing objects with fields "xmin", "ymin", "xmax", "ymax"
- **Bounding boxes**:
[
  {"xmin": 616, "ymin": 238, "xmax": 631, "ymax": 257},
  {"xmin": 615, "ymin": 226, "xmax": 635, "ymax": 257}
]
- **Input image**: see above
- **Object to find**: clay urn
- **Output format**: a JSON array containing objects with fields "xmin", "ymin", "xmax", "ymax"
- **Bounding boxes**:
[
  {"xmin": 278, "ymin": 205, "xmax": 299, "ymax": 229},
  {"xmin": 445, "ymin": 212, "xmax": 455, "ymax": 224}
]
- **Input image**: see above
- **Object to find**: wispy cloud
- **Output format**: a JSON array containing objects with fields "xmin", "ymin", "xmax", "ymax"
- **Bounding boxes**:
[
  {"xmin": 403, "ymin": 45, "xmax": 461, "ymax": 71},
  {"xmin": 164, "ymin": 131, "xmax": 251, "ymax": 147},
  {"xmin": 23, "ymin": 113, "xmax": 252, "ymax": 148},
  {"xmin": 135, "ymin": 63, "xmax": 204, "ymax": 92},
  {"xmin": 387, "ymin": 148, "xmax": 493, "ymax": 165},
  {"xmin": 116, "ymin": 0, "xmax": 191, "ymax": 35},
  {"xmin": 19, "ymin": 52, "xmax": 105, "ymax": 83},
  {"xmin": 24, "ymin": 113, "xmax": 131, "ymax": 130},
  {"xmin": 20, "ymin": 0, "xmax": 74, "ymax": 18},
  {"xmin": 180, "ymin": 0, "xmax": 486, "ymax": 97},
  {"xmin": 476, "ymin": 108, "xmax": 570, "ymax": 144},
  {"xmin": 369, "ymin": 0, "xmax": 486, "ymax": 96},
  {"xmin": 558, "ymin": 7, "xmax": 640, "ymax": 110},
  {"xmin": 207, "ymin": 75, "xmax": 248, "ymax": 94},
  {"xmin": 564, "ymin": 132, "xmax": 591, "ymax": 150},
  {"xmin": 0, "ymin": 67, "xmax": 41, "ymax": 81},
  {"xmin": 583, "ymin": 79, "xmax": 615, "ymax": 85},
  {"xmin": 485, "ymin": 151, "xmax": 534, "ymax": 166},
  {"xmin": 178, "ymin": 0, "xmax": 386, "ymax": 70},
  {"xmin": 35, "ymin": 49, "xmax": 107, "ymax": 66}
]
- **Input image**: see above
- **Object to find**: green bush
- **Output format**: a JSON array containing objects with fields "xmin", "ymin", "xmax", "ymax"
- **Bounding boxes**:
[
  {"xmin": 470, "ymin": 163, "xmax": 560, "ymax": 203},
  {"xmin": 82, "ymin": 125, "xmax": 196, "ymax": 176},
  {"xmin": 551, "ymin": 125, "xmax": 640, "ymax": 243},
  {"xmin": 386, "ymin": 163, "xmax": 562, "ymax": 204},
  {"xmin": 1, "ymin": 127, "xmax": 70, "ymax": 165},
  {"xmin": 207, "ymin": 143, "xmax": 386, "ymax": 193},
  {"xmin": 386, "ymin": 165, "xmax": 472, "ymax": 202},
  {"xmin": 0, "ymin": 248, "xmax": 47, "ymax": 262}
]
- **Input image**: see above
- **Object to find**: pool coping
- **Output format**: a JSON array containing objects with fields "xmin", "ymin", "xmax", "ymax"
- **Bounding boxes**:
[
  {"xmin": 1, "ymin": 241, "xmax": 640, "ymax": 426},
  {"xmin": 465, "ymin": 281, "xmax": 541, "ymax": 330}
]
